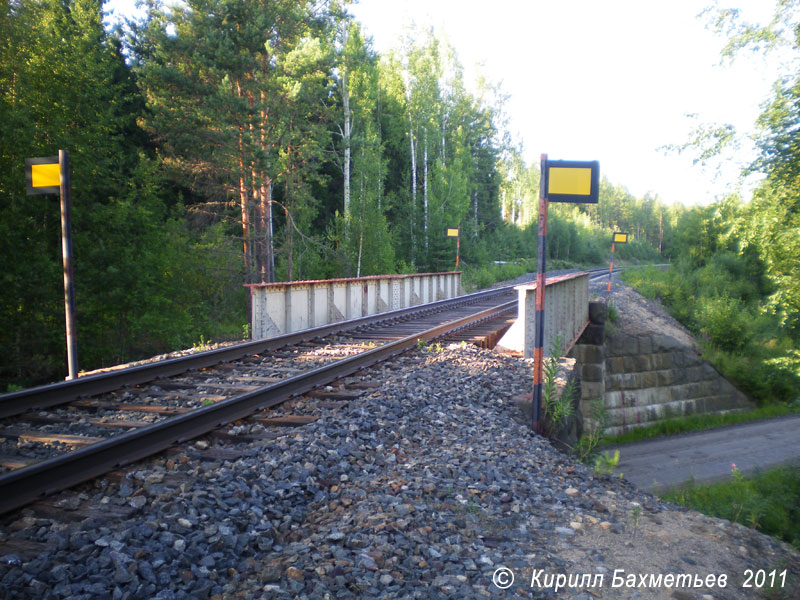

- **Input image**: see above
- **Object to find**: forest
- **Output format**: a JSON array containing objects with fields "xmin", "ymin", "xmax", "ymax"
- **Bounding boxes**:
[{"xmin": 1, "ymin": 0, "xmax": 797, "ymax": 403}]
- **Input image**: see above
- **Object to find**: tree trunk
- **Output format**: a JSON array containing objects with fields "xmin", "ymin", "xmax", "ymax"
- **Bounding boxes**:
[
  {"xmin": 473, "ymin": 190, "xmax": 478, "ymax": 236},
  {"xmin": 356, "ymin": 159, "xmax": 364, "ymax": 277},
  {"xmin": 285, "ymin": 139, "xmax": 293, "ymax": 281},
  {"xmin": 238, "ymin": 153, "xmax": 251, "ymax": 280},
  {"xmin": 441, "ymin": 115, "xmax": 446, "ymax": 167},
  {"xmin": 341, "ymin": 26, "xmax": 351, "ymax": 223},
  {"xmin": 259, "ymin": 78, "xmax": 275, "ymax": 282},
  {"xmin": 423, "ymin": 128, "xmax": 429, "ymax": 252},
  {"xmin": 285, "ymin": 202, "xmax": 293, "ymax": 281},
  {"xmin": 253, "ymin": 168, "xmax": 263, "ymax": 281},
  {"xmin": 247, "ymin": 90, "xmax": 262, "ymax": 281},
  {"xmin": 235, "ymin": 79, "xmax": 251, "ymax": 281},
  {"xmin": 263, "ymin": 179, "xmax": 275, "ymax": 282},
  {"xmin": 409, "ymin": 118, "xmax": 417, "ymax": 262}
]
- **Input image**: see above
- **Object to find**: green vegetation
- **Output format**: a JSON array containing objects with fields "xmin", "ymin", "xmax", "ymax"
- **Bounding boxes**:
[
  {"xmin": 575, "ymin": 399, "xmax": 610, "ymax": 463},
  {"xmin": 573, "ymin": 399, "xmax": 622, "ymax": 479},
  {"xmin": 541, "ymin": 335, "xmax": 576, "ymax": 437},
  {"xmin": 629, "ymin": 502, "xmax": 641, "ymax": 537},
  {"xmin": 461, "ymin": 258, "xmax": 602, "ymax": 292},
  {"xmin": 606, "ymin": 299, "xmax": 619, "ymax": 324},
  {"xmin": 622, "ymin": 258, "xmax": 800, "ymax": 405},
  {"xmin": 593, "ymin": 449, "xmax": 621, "ymax": 478},
  {"xmin": 625, "ymin": 0, "xmax": 800, "ymax": 542},
  {"xmin": 461, "ymin": 259, "xmax": 537, "ymax": 292},
  {"xmin": 634, "ymin": 0, "xmax": 800, "ymax": 409},
  {"xmin": 8, "ymin": 0, "xmax": 798, "ymax": 398},
  {"xmin": 662, "ymin": 465, "xmax": 800, "ymax": 551}
]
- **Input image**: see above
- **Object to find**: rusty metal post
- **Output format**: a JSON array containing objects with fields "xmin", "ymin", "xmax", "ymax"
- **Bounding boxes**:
[
  {"xmin": 532, "ymin": 154, "xmax": 549, "ymax": 434},
  {"xmin": 607, "ymin": 241, "xmax": 615, "ymax": 292},
  {"xmin": 59, "ymin": 149, "xmax": 78, "ymax": 380}
]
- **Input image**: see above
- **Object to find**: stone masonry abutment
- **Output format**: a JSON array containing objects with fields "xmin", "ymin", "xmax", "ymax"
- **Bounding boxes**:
[{"xmin": 570, "ymin": 302, "xmax": 754, "ymax": 437}]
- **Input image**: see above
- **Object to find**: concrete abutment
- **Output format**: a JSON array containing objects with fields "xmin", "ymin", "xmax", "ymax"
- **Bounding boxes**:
[{"xmin": 568, "ymin": 303, "xmax": 754, "ymax": 437}]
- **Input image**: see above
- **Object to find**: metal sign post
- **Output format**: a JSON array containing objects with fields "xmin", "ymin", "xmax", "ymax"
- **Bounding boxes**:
[
  {"xmin": 26, "ymin": 150, "xmax": 78, "ymax": 380},
  {"xmin": 607, "ymin": 232, "xmax": 628, "ymax": 292},
  {"xmin": 531, "ymin": 157, "xmax": 549, "ymax": 434},
  {"xmin": 531, "ymin": 155, "xmax": 599, "ymax": 433},
  {"xmin": 447, "ymin": 228, "xmax": 460, "ymax": 269}
]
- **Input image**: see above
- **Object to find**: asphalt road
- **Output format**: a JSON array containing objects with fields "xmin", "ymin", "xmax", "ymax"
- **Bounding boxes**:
[{"xmin": 610, "ymin": 414, "xmax": 800, "ymax": 493}]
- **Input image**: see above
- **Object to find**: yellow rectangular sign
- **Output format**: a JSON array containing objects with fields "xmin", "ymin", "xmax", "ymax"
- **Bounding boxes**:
[
  {"xmin": 613, "ymin": 232, "xmax": 628, "ymax": 243},
  {"xmin": 447, "ymin": 228, "xmax": 459, "ymax": 237},
  {"xmin": 545, "ymin": 159, "xmax": 599, "ymax": 203},
  {"xmin": 32, "ymin": 163, "xmax": 60, "ymax": 188},
  {"xmin": 548, "ymin": 167, "xmax": 592, "ymax": 196},
  {"xmin": 26, "ymin": 156, "xmax": 61, "ymax": 195}
]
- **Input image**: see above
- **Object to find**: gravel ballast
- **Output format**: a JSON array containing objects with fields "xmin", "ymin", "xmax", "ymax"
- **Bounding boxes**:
[{"xmin": 1, "ymin": 343, "xmax": 798, "ymax": 599}]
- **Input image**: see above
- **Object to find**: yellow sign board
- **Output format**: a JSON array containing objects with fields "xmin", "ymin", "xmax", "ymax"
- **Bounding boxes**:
[
  {"xmin": 613, "ymin": 232, "xmax": 628, "ymax": 244},
  {"xmin": 26, "ymin": 156, "xmax": 61, "ymax": 195},
  {"xmin": 549, "ymin": 167, "xmax": 592, "ymax": 196},
  {"xmin": 546, "ymin": 160, "xmax": 599, "ymax": 203},
  {"xmin": 447, "ymin": 228, "xmax": 459, "ymax": 237}
]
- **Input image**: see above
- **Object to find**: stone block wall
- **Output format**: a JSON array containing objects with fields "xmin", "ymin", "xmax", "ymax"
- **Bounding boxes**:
[
  {"xmin": 570, "ymin": 326, "xmax": 755, "ymax": 437},
  {"xmin": 571, "ymin": 342, "xmax": 606, "ymax": 426},
  {"xmin": 601, "ymin": 333, "xmax": 753, "ymax": 436}
]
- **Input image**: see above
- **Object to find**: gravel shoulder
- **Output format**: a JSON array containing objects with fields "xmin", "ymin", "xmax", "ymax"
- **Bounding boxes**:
[
  {"xmin": 1, "ymin": 340, "xmax": 798, "ymax": 599},
  {"xmin": 590, "ymin": 267, "xmax": 698, "ymax": 348}
]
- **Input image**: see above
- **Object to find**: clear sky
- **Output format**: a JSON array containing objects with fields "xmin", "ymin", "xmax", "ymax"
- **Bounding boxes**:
[
  {"xmin": 349, "ymin": 0, "xmax": 783, "ymax": 206},
  {"xmin": 105, "ymin": 0, "xmax": 783, "ymax": 206}
]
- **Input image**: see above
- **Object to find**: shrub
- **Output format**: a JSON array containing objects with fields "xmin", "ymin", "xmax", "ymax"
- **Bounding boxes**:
[
  {"xmin": 695, "ymin": 295, "xmax": 749, "ymax": 352},
  {"xmin": 624, "ymin": 261, "xmax": 800, "ymax": 405}
]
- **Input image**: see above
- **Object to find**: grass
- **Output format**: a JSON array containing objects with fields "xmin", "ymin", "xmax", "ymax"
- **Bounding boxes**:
[
  {"xmin": 661, "ymin": 464, "xmax": 800, "ymax": 551},
  {"xmin": 600, "ymin": 403, "xmax": 800, "ymax": 447}
]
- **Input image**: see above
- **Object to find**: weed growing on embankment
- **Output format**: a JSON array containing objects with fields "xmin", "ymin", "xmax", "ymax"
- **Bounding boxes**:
[
  {"xmin": 599, "ymin": 403, "xmax": 800, "ymax": 447},
  {"xmin": 662, "ymin": 464, "xmax": 800, "ymax": 551}
]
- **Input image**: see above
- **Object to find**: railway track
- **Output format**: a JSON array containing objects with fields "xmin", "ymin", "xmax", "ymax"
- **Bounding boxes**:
[
  {"xmin": 0, "ymin": 284, "xmax": 521, "ymax": 515},
  {"xmin": 0, "ymin": 266, "xmax": 624, "ymax": 516}
]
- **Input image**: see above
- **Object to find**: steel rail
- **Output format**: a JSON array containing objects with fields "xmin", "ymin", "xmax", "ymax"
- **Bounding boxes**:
[
  {"xmin": 0, "ymin": 299, "xmax": 517, "ymax": 515},
  {"xmin": 0, "ymin": 285, "xmax": 516, "ymax": 419}
]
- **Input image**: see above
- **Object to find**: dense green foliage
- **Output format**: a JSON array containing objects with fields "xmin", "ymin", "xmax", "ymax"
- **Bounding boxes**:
[
  {"xmin": 3, "ymin": 0, "xmax": 795, "ymax": 400},
  {"xmin": 623, "ymin": 258, "xmax": 800, "ymax": 403},
  {"xmin": 0, "ymin": 0, "xmax": 248, "ymax": 387},
  {"xmin": 663, "ymin": 465, "xmax": 800, "ymax": 551}
]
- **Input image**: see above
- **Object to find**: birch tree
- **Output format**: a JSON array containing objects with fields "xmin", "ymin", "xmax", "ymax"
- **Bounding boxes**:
[{"xmin": 333, "ymin": 19, "xmax": 393, "ymax": 275}]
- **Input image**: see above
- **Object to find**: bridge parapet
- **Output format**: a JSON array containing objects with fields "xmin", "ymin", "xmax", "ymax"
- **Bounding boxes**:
[
  {"xmin": 246, "ymin": 272, "xmax": 462, "ymax": 339},
  {"xmin": 514, "ymin": 272, "xmax": 590, "ymax": 359},
  {"xmin": 496, "ymin": 272, "xmax": 590, "ymax": 358}
]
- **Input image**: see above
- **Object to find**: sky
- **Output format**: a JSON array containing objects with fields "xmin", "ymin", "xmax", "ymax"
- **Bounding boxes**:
[{"xmin": 105, "ymin": 0, "xmax": 785, "ymax": 206}]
